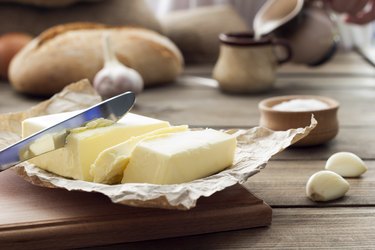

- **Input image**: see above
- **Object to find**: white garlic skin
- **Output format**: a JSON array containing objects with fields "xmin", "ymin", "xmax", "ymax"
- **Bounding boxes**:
[
  {"xmin": 306, "ymin": 170, "xmax": 350, "ymax": 202},
  {"xmin": 93, "ymin": 63, "xmax": 144, "ymax": 99},
  {"xmin": 325, "ymin": 152, "xmax": 367, "ymax": 177}
]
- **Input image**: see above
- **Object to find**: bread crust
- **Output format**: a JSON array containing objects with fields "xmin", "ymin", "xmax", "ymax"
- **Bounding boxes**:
[
  {"xmin": 9, "ymin": 23, "xmax": 183, "ymax": 95},
  {"xmin": 37, "ymin": 22, "xmax": 107, "ymax": 46}
]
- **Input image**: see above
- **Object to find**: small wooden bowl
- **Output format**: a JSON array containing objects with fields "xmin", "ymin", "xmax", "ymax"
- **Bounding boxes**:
[{"xmin": 258, "ymin": 95, "xmax": 339, "ymax": 146}]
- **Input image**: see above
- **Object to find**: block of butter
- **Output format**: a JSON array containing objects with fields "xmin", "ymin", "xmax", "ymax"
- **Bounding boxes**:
[
  {"xmin": 122, "ymin": 129, "xmax": 237, "ymax": 185},
  {"xmin": 22, "ymin": 111, "xmax": 170, "ymax": 181},
  {"xmin": 22, "ymin": 110, "xmax": 81, "ymax": 138},
  {"xmin": 91, "ymin": 125, "xmax": 189, "ymax": 184}
]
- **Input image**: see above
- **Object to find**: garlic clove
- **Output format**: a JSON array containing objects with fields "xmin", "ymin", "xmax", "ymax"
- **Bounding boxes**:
[
  {"xmin": 306, "ymin": 170, "xmax": 350, "ymax": 202},
  {"xmin": 325, "ymin": 152, "xmax": 367, "ymax": 177}
]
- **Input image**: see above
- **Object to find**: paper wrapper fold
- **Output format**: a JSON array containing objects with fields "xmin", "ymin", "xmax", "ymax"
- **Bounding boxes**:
[{"xmin": 0, "ymin": 80, "xmax": 316, "ymax": 210}]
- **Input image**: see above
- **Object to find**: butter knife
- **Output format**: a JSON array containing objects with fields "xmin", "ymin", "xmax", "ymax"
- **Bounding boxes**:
[{"xmin": 0, "ymin": 91, "xmax": 135, "ymax": 171}]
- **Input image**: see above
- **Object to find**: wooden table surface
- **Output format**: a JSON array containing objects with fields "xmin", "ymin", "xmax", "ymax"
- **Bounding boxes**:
[{"xmin": 1, "ymin": 52, "xmax": 375, "ymax": 249}]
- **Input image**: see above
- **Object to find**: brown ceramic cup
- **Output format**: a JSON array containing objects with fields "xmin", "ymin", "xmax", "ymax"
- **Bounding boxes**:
[{"xmin": 258, "ymin": 95, "xmax": 339, "ymax": 146}]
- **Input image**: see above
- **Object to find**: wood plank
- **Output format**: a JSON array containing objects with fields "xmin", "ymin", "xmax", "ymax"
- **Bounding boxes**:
[
  {"xmin": 102, "ymin": 207, "xmax": 375, "ymax": 249},
  {"xmin": 244, "ymin": 160, "xmax": 375, "ymax": 207},
  {"xmin": 134, "ymin": 76, "xmax": 375, "ymax": 127},
  {"xmin": 0, "ymin": 170, "xmax": 271, "ymax": 249},
  {"xmin": 279, "ymin": 52, "xmax": 375, "ymax": 76},
  {"xmin": 0, "ymin": 82, "xmax": 41, "ymax": 113},
  {"xmin": 273, "ymin": 127, "xmax": 375, "ymax": 160},
  {"xmin": 184, "ymin": 52, "xmax": 375, "ymax": 77},
  {"xmin": 2, "ymin": 68, "xmax": 375, "ymax": 128},
  {"xmin": 276, "ymin": 75, "xmax": 375, "ymax": 90}
]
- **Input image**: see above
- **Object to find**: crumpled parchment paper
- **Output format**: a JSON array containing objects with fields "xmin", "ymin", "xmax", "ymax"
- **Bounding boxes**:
[{"xmin": 0, "ymin": 79, "xmax": 316, "ymax": 210}]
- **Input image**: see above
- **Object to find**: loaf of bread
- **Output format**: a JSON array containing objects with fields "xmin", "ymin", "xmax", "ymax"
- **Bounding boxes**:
[{"xmin": 9, "ymin": 23, "xmax": 183, "ymax": 95}]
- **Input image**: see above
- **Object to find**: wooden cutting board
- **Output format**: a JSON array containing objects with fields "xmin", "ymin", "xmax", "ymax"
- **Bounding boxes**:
[{"xmin": 0, "ymin": 169, "xmax": 272, "ymax": 249}]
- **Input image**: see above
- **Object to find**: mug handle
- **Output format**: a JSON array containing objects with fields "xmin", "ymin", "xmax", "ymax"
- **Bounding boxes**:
[{"xmin": 273, "ymin": 39, "xmax": 293, "ymax": 64}]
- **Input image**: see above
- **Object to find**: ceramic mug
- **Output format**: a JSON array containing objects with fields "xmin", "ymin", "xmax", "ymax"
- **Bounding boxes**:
[{"xmin": 213, "ymin": 32, "xmax": 292, "ymax": 94}]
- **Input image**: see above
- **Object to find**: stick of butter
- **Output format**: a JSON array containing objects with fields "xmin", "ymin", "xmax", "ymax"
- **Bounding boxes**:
[
  {"xmin": 22, "ymin": 110, "xmax": 81, "ymax": 137},
  {"xmin": 122, "ymin": 129, "xmax": 237, "ymax": 185},
  {"xmin": 91, "ymin": 125, "xmax": 189, "ymax": 184},
  {"xmin": 22, "ymin": 111, "xmax": 170, "ymax": 181}
]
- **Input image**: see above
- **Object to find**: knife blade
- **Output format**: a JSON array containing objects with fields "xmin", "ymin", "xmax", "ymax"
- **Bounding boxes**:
[{"xmin": 0, "ymin": 91, "xmax": 135, "ymax": 171}]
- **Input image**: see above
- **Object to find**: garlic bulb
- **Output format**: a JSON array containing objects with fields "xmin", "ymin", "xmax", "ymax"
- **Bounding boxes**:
[{"xmin": 93, "ymin": 33, "xmax": 143, "ymax": 99}]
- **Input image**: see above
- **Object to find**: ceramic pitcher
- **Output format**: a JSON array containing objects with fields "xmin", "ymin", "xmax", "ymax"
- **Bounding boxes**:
[{"xmin": 213, "ymin": 32, "xmax": 292, "ymax": 94}]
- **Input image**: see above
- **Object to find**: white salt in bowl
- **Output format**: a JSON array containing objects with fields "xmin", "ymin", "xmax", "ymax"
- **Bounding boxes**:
[{"xmin": 258, "ymin": 95, "xmax": 339, "ymax": 146}]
